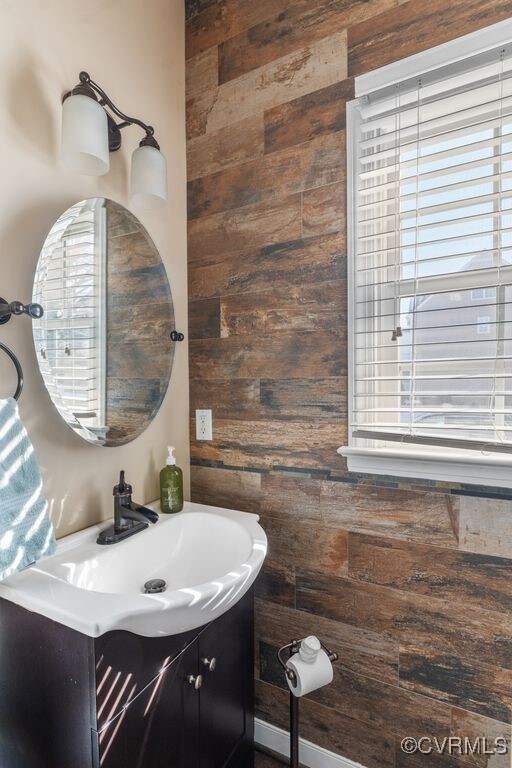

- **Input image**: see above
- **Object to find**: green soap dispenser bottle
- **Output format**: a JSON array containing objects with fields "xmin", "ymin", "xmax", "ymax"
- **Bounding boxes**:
[{"xmin": 160, "ymin": 446, "xmax": 184, "ymax": 514}]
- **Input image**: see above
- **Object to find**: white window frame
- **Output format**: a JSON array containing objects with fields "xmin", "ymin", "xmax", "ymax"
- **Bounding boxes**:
[
  {"xmin": 339, "ymin": 17, "xmax": 512, "ymax": 489},
  {"xmin": 472, "ymin": 287, "xmax": 496, "ymax": 301}
]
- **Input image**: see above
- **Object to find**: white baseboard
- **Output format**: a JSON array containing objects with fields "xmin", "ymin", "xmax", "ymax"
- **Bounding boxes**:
[{"xmin": 255, "ymin": 717, "xmax": 367, "ymax": 768}]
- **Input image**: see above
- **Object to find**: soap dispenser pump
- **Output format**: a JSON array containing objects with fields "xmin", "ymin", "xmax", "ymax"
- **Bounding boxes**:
[{"xmin": 160, "ymin": 446, "xmax": 184, "ymax": 514}]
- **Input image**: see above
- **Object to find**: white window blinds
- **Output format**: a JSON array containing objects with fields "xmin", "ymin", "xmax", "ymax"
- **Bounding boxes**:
[
  {"xmin": 33, "ymin": 199, "xmax": 106, "ymax": 432},
  {"xmin": 350, "ymin": 43, "xmax": 512, "ymax": 453}
]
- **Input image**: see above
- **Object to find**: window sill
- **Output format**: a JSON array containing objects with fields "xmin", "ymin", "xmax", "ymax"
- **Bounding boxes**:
[{"xmin": 338, "ymin": 445, "xmax": 512, "ymax": 489}]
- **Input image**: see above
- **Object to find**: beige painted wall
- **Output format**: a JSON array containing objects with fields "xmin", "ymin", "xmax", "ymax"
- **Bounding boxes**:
[{"xmin": 0, "ymin": 0, "xmax": 189, "ymax": 537}]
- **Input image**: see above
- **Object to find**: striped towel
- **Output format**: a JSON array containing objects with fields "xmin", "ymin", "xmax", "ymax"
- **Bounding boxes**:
[{"xmin": 0, "ymin": 398, "xmax": 55, "ymax": 580}]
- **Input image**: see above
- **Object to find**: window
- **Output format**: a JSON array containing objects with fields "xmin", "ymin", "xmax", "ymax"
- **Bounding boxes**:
[
  {"xmin": 472, "ymin": 287, "xmax": 496, "ymax": 300},
  {"xmin": 477, "ymin": 316, "xmax": 492, "ymax": 334},
  {"xmin": 341, "ymin": 20, "xmax": 512, "ymax": 488}
]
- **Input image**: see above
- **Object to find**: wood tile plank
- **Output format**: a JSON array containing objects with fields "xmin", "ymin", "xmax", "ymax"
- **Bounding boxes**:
[
  {"xmin": 185, "ymin": 44, "xmax": 221, "ymax": 144},
  {"xmin": 185, "ymin": 0, "xmax": 218, "ymax": 22},
  {"xmin": 260, "ymin": 377, "xmax": 347, "ymax": 421},
  {"xmin": 220, "ymin": 279, "xmax": 346, "ymax": 337},
  {"xmin": 188, "ymin": 233, "xmax": 345, "ymax": 298},
  {"xmin": 206, "ymin": 32, "xmax": 348, "ymax": 134},
  {"xmin": 188, "ymin": 195, "xmax": 302, "ymax": 260},
  {"xmin": 186, "ymin": 87, "xmax": 220, "ymax": 141},
  {"xmin": 190, "ymin": 464, "xmax": 262, "ymax": 513},
  {"xmin": 458, "ymin": 496, "xmax": 512, "ymax": 559},
  {"xmin": 188, "ymin": 131, "xmax": 345, "ymax": 220},
  {"xmin": 255, "ymin": 560, "xmax": 295, "ymax": 608},
  {"xmin": 186, "ymin": 45, "xmax": 218, "ymax": 100},
  {"xmin": 190, "ymin": 378, "xmax": 261, "ymax": 420},
  {"xmin": 302, "ymin": 180, "xmax": 346, "ymax": 238},
  {"xmin": 189, "ymin": 329, "xmax": 346, "ymax": 379},
  {"xmin": 256, "ymin": 598, "xmax": 399, "ymax": 686},
  {"xmin": 190, "ymin": 418, "xmax": 346, "ymax": 470},
  {"xmin": 261, "ymin": 472, "xmax": 322, "ymax": 522},
  {"xmin": 264, "ymin": 80, "xmax": 354, "ymax": 154},
  {"xmin": 399, "ymin": 646, "xmax": 512, "ymax": 723},
  {"xmin": 218, "ymin": 0, "xmax": 395, "ymax": 84},
  {"xmin": 187, "ymin": 115, "xmax": 264, "ymax": 180},
  {"xmin": 188, "ymin": 297, "xmax": 220, "ymax": 339},
  {"xmin": 348, "ymin": 532, "xmax": 512, "ymax": 614},
  {"xmin": 186, "ymin": 0, "xmax": 298, "ymax": 59},
  {"xmin": 321, "ymin": 482, "xmax": 459, "ymax": 548},
  {"xmin": 348, "ymin": 0, "xmax": 512, "ymax": 77},
  {"xmin": 262, "ymin": 516, "xmax": 348, "ymax": 578},
  {"xmin": 311, "ymin": 662, "xmax": 452, "ymax": 740},
  {"xmin": 451, "ymin": 708, "xmax": 511, "ymax": 768}
]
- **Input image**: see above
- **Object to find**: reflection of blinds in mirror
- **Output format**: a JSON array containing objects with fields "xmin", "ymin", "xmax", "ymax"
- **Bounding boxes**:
[
  {"xmin": 351, "ymin": 43, "xmax": 512, "ymax": 452},
  {"xmin": 33, "ymin": 199, "xmax": 106, "ymax": 434}
]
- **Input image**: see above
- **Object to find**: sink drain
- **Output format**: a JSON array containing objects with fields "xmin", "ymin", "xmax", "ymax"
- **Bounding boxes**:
[{"xmin": 144, "ymin": 578, "xmax": 167, "ymax": 594}]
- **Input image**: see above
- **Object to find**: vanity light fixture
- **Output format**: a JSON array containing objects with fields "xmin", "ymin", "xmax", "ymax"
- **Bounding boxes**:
[{"xmin": 61, "ymin": 71, "xmax": 167, "ymax": 209}]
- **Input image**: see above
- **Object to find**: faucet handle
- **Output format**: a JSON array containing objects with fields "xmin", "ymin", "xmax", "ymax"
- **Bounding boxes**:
[{"xmin": 114, "ymin": 470, "xmax": 132, "ymax": 496}]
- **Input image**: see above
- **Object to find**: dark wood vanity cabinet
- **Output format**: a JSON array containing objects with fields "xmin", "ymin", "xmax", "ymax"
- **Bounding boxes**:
[
  {"xmin": 0, "ymin": 589, "xmax": 254, "ymax": 768},
  {"xmin": 198, "ymin": 598, "xmax": 252, "ymax": 768}
]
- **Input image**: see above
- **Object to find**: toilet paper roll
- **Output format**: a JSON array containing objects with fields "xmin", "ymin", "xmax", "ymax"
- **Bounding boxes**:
[{"xmin": 286, "ymin": 648, "xmax": 333, "ymax": 697}]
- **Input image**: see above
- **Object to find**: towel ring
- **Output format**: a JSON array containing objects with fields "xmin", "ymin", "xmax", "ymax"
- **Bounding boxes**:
[{"xmin": 0, "ymin": 342, "xmax": 23, "ymax": 400}]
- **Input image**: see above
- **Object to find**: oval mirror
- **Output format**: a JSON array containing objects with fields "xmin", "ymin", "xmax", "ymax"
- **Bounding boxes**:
[{"xmin": 32, "ymin": 198, "xmax": 175, "ymax": 446}]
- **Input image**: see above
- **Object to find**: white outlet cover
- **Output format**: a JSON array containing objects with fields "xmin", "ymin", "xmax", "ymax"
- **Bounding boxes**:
[{"xmin": 195, "ymin": 409, "xmax": 213, "ymax": 440}]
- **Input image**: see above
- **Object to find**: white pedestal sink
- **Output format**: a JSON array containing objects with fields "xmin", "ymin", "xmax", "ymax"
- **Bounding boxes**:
[{"xmin": 0, "ymin": 501, "xmax": 267, "ymax": 637}]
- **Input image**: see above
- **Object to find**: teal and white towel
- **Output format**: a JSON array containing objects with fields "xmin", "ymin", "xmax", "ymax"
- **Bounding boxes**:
[{"xmin": 0, "ymin": 398, "xmax": 55, "ymax": 580}]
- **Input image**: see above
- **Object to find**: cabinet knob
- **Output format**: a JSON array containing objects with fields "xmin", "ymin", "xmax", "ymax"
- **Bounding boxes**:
[
  {"xmin": 202, "ymin": 657, "xmax": 217, "ymax": 672},
  {"xmin": 187, "ymin": 673, "xmax": 203, "ymax": 690}
]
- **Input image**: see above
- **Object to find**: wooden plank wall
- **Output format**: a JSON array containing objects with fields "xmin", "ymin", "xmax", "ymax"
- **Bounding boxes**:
[{"xmin": 185, "ymin": 2, "xmax": 512, "ymax": 765}]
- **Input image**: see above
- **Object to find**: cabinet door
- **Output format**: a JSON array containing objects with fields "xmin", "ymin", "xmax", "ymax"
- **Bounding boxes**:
[
  {"xmin": 95, "ymin": 639, "xmax": 199, "ymax": 768},
  {"xmin": 95, "ymin": 628, "xmax": 198, "ymax": 731},
  {"xmin": 198, "ymin": 590, "xmax": 254, "ymax": 768}
]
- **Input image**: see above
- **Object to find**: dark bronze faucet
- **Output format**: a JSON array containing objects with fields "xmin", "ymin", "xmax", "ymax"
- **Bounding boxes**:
[{"xmin": 97, "ymin": 471, "xmax": 159, "ymax": 545}]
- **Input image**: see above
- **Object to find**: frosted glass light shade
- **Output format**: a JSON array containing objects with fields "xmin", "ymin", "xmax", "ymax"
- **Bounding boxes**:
[
  {"xmin": 130, "ymin": 145, "xmax": 167, "ymax": 209},
  {"xmin": 61, "ymin": 94, "xmax": 109, "ymax": 176}
]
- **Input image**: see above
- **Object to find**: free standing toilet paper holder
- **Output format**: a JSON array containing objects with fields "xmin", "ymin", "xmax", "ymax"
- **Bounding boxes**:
[{"xmin": 277, "ymin": 639, "xmax": 338, "ymax": 768}]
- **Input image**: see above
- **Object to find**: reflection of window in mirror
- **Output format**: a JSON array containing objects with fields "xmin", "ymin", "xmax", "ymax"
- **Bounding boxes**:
[{"xmin": 34, "ymin": 199, "xmax": 107, "ymax": 440}]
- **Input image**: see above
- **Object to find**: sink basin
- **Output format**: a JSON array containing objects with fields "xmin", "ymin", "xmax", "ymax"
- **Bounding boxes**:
[{"xmin": 0, "ymin": 501, "xmax": 267, "ymax": 637}]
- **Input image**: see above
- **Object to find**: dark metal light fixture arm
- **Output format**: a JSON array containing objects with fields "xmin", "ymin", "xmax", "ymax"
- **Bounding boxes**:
[{"xmin": 79, "ymin": 72, "xmax": 155, "ymax": 139}]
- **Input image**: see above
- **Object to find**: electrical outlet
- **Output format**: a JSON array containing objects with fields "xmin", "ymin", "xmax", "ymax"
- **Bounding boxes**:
[{"xmin": 195, "ymin": 409, "xmax": 212, "ymax": 441}]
